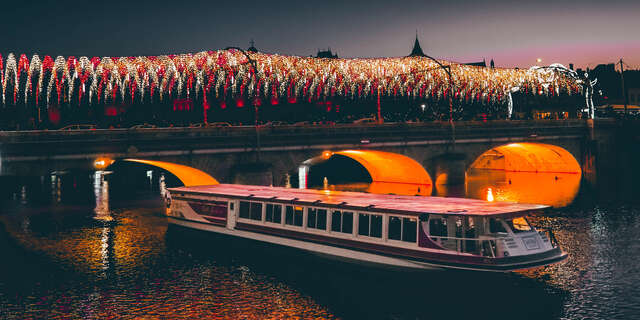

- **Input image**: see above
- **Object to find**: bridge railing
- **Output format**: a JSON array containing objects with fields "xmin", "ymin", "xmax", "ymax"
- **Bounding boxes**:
[{"xmin": 0, "ymin": 120, "xmax": 596, "ymax": 160}]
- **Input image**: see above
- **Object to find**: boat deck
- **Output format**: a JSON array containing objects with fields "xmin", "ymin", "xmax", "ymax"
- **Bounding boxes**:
[{"xmin": 170, "ymin": 184, "xmax": 548, "ymax": 217}]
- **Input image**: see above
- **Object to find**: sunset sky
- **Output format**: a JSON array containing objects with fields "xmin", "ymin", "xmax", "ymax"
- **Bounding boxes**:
[{"xmin": 1, "ymin": 0, "xmax": 638, "ymax": 69}]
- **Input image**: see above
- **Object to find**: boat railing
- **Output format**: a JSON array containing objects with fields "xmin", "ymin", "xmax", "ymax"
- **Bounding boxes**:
[
  {"xmin": 431, "ymin": 235, "xmax": 504, "ymax": 258},
  {"xmin": 536, "ymin": 227, "xmax": 560, "ymax": 248}
]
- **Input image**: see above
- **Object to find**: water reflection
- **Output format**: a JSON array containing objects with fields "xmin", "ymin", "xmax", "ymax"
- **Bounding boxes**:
[
  {"xmin": 0, "ymin": 174, "xmax": 336, "ymax": 318},
  {"xmin": 466, "ymin": 169, "xmax": 581, "ymax": 207},
  {"xmin": 1, "ymin": 168, "xmax": 639, "ymax": 319},
  {"xmin": 486, "ymin": 187, "xmax": 495, "ymax": 202},
  {"xmin": 51, "ymin": 174, "xmax": 61, "ymax": 203},
  {"xmin": 93, "ymin": 171, "xmax": 112, "ymax": 222},
  {"xmin": 324, "ymin": 169, "xmax": 581, "ymax": 208}
]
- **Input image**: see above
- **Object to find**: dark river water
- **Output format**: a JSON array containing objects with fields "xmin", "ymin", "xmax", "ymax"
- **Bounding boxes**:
[{"xmin": 0, "ymin": 166, "xmax": 639, "ymax": 319}]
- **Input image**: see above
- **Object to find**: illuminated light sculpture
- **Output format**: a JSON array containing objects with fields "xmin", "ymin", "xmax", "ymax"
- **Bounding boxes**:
[{"xmin": 0, "ymin": 49, "xmax": 583, "ymax": 116}]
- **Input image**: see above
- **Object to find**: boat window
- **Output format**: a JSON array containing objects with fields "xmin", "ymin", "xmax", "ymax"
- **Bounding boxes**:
[
  {"xmin": 371, "ymin": 215, "xmax": 382, "ymax": 238},
  {"xmin": 308, "ymin": 208, "xmax": 327, "ymax": 230},
  {"xmin": 465, "ymin": 217, "xmax": 477, "ymax": 238},
  {"xmin": 294, "ymin": 206, "xmax": 303, "ymax": 226},
  {"xmin": 358, "ymin": 214, "xmax": 370, "ymax": 236},
  {"xmin": 285, "ymin": 205, "xmax": 294, "ymax": 225},
  {"xmin": 331, "ymin": 211, "xmax": 341, "ymax": 232},
  {"xmin": 239, "ymin": 201, "xmax": 250, "ymax": 219},
  {"xmin": 489, "ymin": 218, "xmax": 507, "ymax": 233},
  {"xmin": 389, "ymin": 216, "xmax": 402, "ymax": 240},
  {"xmin": 331, "ymin": 210, "xmax": 353, "ymax": 234},
  {"xmin": 506, "ymin": 217, "xmax": 532, "ymax": 233},
  {"xmin": 265, "ymin": 203, "xmax": 282, "ymax": 223},
  {"xmin": 266, "ymin": 204, "xmax": 273, "ymax": 221},
  {"xmin": 342, "ymin": 212, "xmax": 353, "ymax": 234},
  {"xmin": 389, "ymin": 216, "xmax": 417, "ymax": 243},
  {"xmin": 358, "ymin": 213, "xmax": 382, "ymax": 238},
  {"xmin": 402, "ymin": 218, "xmax": 417, "ymax": 243},
  {"xmin": 454, "ymin": 217, "xmax": 464, "ymax": 238},
  {"xmin": 317, "ymin": 209, "xmax": 327, "ymax": 230},
  {"xmin": 250, "ymin": 202, "xmax": 262, "ymax": 221},
  {"xmin": 308, "ymin": 208, "xmax": 318, "ymax": 228},
  {"xmin": 429, "ymin": 217, "xmax": 447, "ymax": 237}
]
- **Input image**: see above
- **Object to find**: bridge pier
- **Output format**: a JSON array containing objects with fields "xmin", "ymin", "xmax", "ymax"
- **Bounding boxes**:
[
  {"xmin": 580, "ymin": 119, "xmax": 598, "ymax": 185},
  {"xmin": 231, "ymin": 161, "xmax": 273, "ymax": 186},
  {"xmin": 429, "ymin": 153, "xmax": 467, "ymax": 186}
]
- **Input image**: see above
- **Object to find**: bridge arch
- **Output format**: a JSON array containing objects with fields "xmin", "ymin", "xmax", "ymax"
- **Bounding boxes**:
[
  {"xmin": 123, "ymin": 159, "xmax": 219, "ymax": 187},
  {"xmin": 469, "ymin": 143, "xmax": 581, "ymax": 174},
  {"xmin": 467, "ymin": 143, "xmax": 581, "ymax": 207},
  {"xmin": 300, "ymin": 150, "xmax": 432, "ymax": 195}
]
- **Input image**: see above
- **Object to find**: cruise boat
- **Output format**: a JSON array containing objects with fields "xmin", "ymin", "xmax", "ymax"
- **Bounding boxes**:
[{"xmin": 166, "ymin": 184, "xmax": 567, "ymax": 272}]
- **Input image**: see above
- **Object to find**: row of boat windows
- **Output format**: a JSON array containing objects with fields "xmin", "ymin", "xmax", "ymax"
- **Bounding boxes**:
[
  {"xmin": 238, "ymin": 201, "xmax": 416, "ymax": 243},
  {"xmin": 428, "ymin": 215, "xmax": 532, "ymax": 238}
]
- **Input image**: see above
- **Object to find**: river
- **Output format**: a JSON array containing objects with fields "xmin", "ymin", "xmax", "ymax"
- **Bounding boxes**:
[{"xmin": 0, "ymin": 167, "xmax": 638, "ymax": 319}]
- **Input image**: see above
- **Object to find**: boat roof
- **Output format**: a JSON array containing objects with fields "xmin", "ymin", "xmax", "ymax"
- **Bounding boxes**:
[{"xmin": 169, "ymin": 184, "xmax": 548, "ymax": 218}]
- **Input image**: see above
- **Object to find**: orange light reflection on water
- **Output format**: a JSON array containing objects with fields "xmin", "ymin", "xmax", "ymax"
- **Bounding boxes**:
[
  {"xmin": 466, "ymin": 169, "xmax": 581, "ymax": 207},
  {"xmin": 328, "ymin": 170, "xmax": 580, "ymax": 208}
]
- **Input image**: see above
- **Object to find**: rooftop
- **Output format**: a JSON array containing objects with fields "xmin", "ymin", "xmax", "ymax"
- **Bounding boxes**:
[
  {"xmin": 408, "ymin": 34, "xmax": 426, "ymax": 57},
  {"xmin": 170, "ymin": 184, "xmax": 548, "ymax": 217}
]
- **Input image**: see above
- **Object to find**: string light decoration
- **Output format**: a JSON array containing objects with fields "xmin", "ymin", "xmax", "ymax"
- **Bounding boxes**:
[{"xmin": 0, "ymin": 49, "xmax": 583, "ymax": 114}]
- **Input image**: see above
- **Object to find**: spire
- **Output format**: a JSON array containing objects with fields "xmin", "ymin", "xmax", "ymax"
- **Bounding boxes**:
[
  {"xmin": 247, "ymin": 39, "xmax": 258, "ymax": 53},
  {"xmin": 409, "ymin": 32, "xmax": 426, "ymax": 57}
]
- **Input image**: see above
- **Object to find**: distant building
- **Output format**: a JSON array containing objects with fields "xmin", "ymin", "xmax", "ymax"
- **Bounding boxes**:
[
  {"xmin": 407, "ymin": 33, "xmax": 489, "ymax": 67},
  {"xmin": 247, "ymin": 40, "xmax": 258, "ymax": 53},
  {"xmin": 591, "ymin": 63, "xmax": 621, "ymax": 102},
  {"xmin": 316, "ymin": 48, "xmax": 338, "ymax": 59},
  {"xmin": 465, "ymin": 59, "xmax": 487, "ymax": 67},
  {"xmin": 408, "ymin": 34, "xmax": 426, "ymax": 57},
  {"xmin": 592, "ymin": 63, "xmax": 616, "ymax": 75}
]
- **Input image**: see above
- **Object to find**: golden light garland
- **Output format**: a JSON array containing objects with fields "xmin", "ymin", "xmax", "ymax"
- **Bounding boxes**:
[{"xmin": 0, "ymin": 50, "xmax": 583, "ymax": 110}]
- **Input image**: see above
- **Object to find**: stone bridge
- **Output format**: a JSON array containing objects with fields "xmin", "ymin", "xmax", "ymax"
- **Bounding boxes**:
[{"xmin": 0, "ymin": 119, "xmax": 627, "ymax": 186}]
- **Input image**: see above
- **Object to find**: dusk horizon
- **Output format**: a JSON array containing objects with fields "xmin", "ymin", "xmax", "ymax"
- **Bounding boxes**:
[{"xmin": 1, "ymin": 0, "xmax": 637, "ymax": 70}]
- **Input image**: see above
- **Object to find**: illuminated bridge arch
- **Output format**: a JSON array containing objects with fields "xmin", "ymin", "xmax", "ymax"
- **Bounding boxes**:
[
  {"xmin": 123, "ymin": 159, "xmax": 219, "ymax": 187},
  {"xmin": 469, "ymin": 143, "xmax": 581, "ymax": 174},
  {"xmin": 301, "ymin": 150, "xmax": 432, "ymax": 195}
]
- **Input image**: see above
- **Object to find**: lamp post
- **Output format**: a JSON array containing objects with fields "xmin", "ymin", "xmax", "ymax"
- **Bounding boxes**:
[
  {"xmin": 224, "ymin": 47, "xmax": 261, "ymax": 160},
  {"xmin": 418, "ymin": 54, "xmax": 456, "ymax": 145}
]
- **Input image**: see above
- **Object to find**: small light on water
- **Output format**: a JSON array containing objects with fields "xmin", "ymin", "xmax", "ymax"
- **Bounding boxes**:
[{"xmin": 487, "ymin": 187, "xmax": 494, "ymax": 202}]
